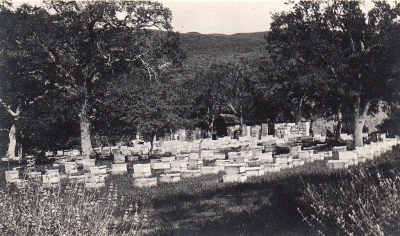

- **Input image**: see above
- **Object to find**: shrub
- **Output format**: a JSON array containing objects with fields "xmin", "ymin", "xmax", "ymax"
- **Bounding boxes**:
[
  {"xmin": 300, "ymin": 167, "xmax": 400, "ymax": 236},
  {"xmin": 0, "ymin": 182, "xmax": 146, "ymax": 235}
]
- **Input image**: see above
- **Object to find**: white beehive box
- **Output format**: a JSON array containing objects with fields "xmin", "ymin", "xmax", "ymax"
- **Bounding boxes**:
[
  {"xmin": 56, "ymin": 150, "xmax": 64, "ymax": 156},
  {"xmin": 257, "ymin": 152, "xmax": 273, "ymax": 163},
  {"xmin": 81, "ymin": 159, "xmax": 96, "ymax": 171},
  {"xmin": 223, "ymin": 173, "xmax": 247, "ymax": 183},
  {"xmin": 332, "ymin": 146, "xmax": 347, "ymax": 159},
  {"xmin": 134, "ymin": 178, "xmax": 158, "ymax": 188},
  {"xmin": 85, "ymin": 182, "xmax": 105, "ymax": 189},
  {"xmin": 42, "ymin": 173, "xmax": 61, "ymax": 187},
  {"xmin": 327, "ymin": 160, "xmax": 348, "ymax": 169},
  {"xmin": 181, "ymin": 170, "xmax": 201, "ymax": 178},
  {"xmin": 312, "ymin": 153, "xmax": 324, "ymax": 161},
  {"xmin": 170, "ymin": 161, "xmax": 188, "ymax": 172},
  {"xmin": 228, "ymin": 152, "xmax": 240, "ymax": 159},
  {"xmin": 319, "ymin": 151, "xmax": 333, "ymax": 160},
  {"xmin": 84, "ymin": 173, "xmax": 106, "ymax": 182},
  {"xmin": 45, "ymin": 151, "xmax": 54, "ymax": 157},
  {"xmin": 246, "ymin": 166, "xmax": 264, "ymax": 177},
  {"xmin": 252, "ymin": 147, "xmax": 263, "ymax": 157},
  {"xmin": 213, "ymin": 153, "xmax": 226, "ymax": 160},
  {"xmin": 200, "ymin": 166, "xmax": 221, "ymax": 175},
  {"xmin": 275, "ymin": 154, "xmax": 293, "ymax": 164},
  {"xmin": 151, "ymin": 161, "xmax": 171, "ymax": 170},
  {"xmin": 215, "ymin": 160, "xmax": 232, "ymax": 167},
  {"xmin": 187, "ymin": 159, "xmax": 203, "ymax": 170},
  {"xmin": 298, "ymin": 151, "xmax": 312, "ymax": 163},
  {"xmin": 68, "ymin": 174, "xmax": 86, "ymax": 184},
  {"xmin": 5, "ymin": 170, "xmax": 19, "ymax": 183},
  {"xmin": 201, "ymin": 150, "xmax": 215, "ymax": 160},
  {"xmin": 133, "ymin": 163, "xmax": 151, "ymax": 173},
  {"xmin": 113, "ymin": 150, "xmax": 126, "ymax": 164},
  {"xmin": 160, "ymin": 156, "xmax": 176, "ymax": 162},
  {"xmin": 110, "ymin": 163, "xmax": 127, "ymax": 175},
  {"xmin": 72, "ymin": 150, "xmax": 80, "ymax": 156},
  {"xmin": 189, "ymin": 153, "xmax": 200, "ymax": 160},
  {"xmin": 292, "ymin": 159, "xmax": 305, "ymax": 167},
  {"xmin": 65, "ymin": 162, "xmax": 78, "ymax": 174},
  {"xmin": 370, "ymin": 142, "xmax": 381, "ymax": 157},
  {"xmin": 159, "ymin": 173, "xmax": 181, "ymax": 183},
  {"xmin": 90, "ymin": 165, "xmax": 107, "ymax": 174},
  {"xmin": 263, "ymin": 163, "xmax": 281, "ymax": 173},
  {"xmin": 354, "ymin": 147, "xmax": 371, "ymax": 163},
  {"xmin": 132, "ymin": 171, "xmax": 152, "ymax": 178},
  {"xmin": 26, "ymin": 172, "xmax": 42, "ymax": 181},
  {"xmin": 224, "ymin": 163, "xmax": 246, "ymax": 174},
  {"xmin": 338, "ymin": 151, "xmax": 358, "ymax": 166}
]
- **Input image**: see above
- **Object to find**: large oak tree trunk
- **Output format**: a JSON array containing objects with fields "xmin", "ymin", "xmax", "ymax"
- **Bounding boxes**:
[
  {"xmin": 4, "ymin": 106, "xmax": 21, "ymax": 159},
  {"xmin": 309, "ymin": 118, "xmax": 314, "ymax": 136},
  {"xmin": 335, "ymin": 107, "xmax": 343, "ymax": 142},
  {"xmin": 80, "ymin": 98, "xmax": 93, "ymax": 158},
  {"xmin": 353, "ymin": 96, "xmax": 370, "ymax": 148},
  {"xmin": 6, "ymin": 124, "xmax": 17, "ymax": 159}
]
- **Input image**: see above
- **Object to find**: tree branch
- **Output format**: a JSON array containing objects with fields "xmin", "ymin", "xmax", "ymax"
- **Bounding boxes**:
[
  {"xmin": 27, "ymin": 89, "xmax": 49, "ymax": 106},
  {"xmin": 0, "ymin": 98, "xmax": 20, "ymax": 118},
  {"xmin": 226, "ymin": 102, "xmax": 237, "ymax": 114}
]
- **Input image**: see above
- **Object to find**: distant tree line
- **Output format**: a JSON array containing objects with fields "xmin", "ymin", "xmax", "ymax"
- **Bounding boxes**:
[{"xmin": 1, "ymin": 0, "xmax": 399, "ymax": 158}]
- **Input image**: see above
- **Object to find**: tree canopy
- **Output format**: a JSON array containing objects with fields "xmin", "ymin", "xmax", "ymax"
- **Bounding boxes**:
[
  {"xmin": 265, "ymin": 0, "xmax": 400, "ymax": 146},
  {"xmin": 0, "ymin": 0, "xmax": 183, "ymax": 157}
]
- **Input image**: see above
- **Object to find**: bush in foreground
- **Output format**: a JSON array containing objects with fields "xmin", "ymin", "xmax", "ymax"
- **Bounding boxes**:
[
  {"xmin": 0, "ymin": 182, "xmax": 146, "ymax": 235},
  {"xmin": 300, "ymin": 149, "xmax": 400, "ymax": 235}
]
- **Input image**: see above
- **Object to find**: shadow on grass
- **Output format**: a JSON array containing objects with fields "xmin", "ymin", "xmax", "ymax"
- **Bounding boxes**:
[{"xmin": 147, "ymin": 169, "xmax": 349, "ymax": 236}]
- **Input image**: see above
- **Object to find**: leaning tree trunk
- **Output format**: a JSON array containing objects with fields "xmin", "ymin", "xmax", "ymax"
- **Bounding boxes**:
[
  {"xmin": 335, "ymin": 107, "xmax": 343, "ymax": 142},
  {"xmin": 149, "ymin": 139, "xmax": 154, "ymax": 156},
  {"xmin": 353, "ymin": 96, "xmax": 370, "ymax": 148},
  {"xmin": 80, "ymin": 98, "xmax": 93, "ymax": 158},
  {"xmin": 296, "ymin": 94, "xmax": 306, "ymax": 124},
  {"xmin": 4, "ymin": 106, "xmax": 21, "ymax": 159},
  {"xmin": 309, "ymin": 118, "xmax": 314, "ymax": 137},
  {"xmin": 6, "ymin": 124, "xmax": 17, "ymax": 159}
]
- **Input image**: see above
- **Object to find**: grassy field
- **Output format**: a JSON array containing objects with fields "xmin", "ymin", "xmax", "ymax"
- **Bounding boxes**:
[{"xmin": 1, "ymin": 146, "xmax": 400, "ymax": 235}]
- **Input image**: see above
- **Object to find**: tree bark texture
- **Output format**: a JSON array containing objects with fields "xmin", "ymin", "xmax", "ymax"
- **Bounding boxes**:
[
  {"xmin": 353, "ymin": 96, "xmax": 370, "ymax": 148},
  {"xmin": 335, "ymin": 107, "xmax": 343, "ymax": 142},
  {"xmin": 309, "ymin": 119, "xmax": 314, "ymax": 137},
  {"xmin": 3, "ymin": 105, "xmax": 21, "ymax": 159},
  {"xmin": 80, "ymin": 98, "xmax": 93, "ymax": 158},
  {"xmin": 6, "ymin": 124, "xmax": 17, "ymax": 159}
]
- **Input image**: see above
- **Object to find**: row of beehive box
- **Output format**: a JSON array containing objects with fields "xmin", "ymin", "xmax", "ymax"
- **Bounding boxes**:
[
  {"xmin": 94, "ymin": 138, "xmax": 395, "ymax": 185},
  {"xmin": 5, "ymin": 167, "xmax": 109, "ymax": 189},
  {"xmin": 327, "ymin": 139, "xmax": 396, "ymax": 169},
  {"xmin": 6, "ymin": 139, "xmax": 396, "ymax": 188},
  {"xmin": 133, "ymin": 162, "xmax": 277, "ymax": 186},
  {"xmin": 46, "ymin": 149, "xmax": 81, "ymax": 157},
  {"xmin": 44, "ymin": 132, "xmax": 353, "ymax": 159},
  {"xmin": 150, "ymin": 140, "xmax": 396, "ymax": 183},
  {"xmin": 46, "ymin": 132, "xmax": 383, "ymax": 159},
  {"xmin": 97, "ymin": 136, "xmax": 287, "ymax": 160}
]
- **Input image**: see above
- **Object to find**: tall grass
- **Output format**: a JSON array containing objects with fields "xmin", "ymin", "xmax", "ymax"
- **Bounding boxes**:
[
  {"xmin": 300, "ymin": 146, "xmax": 400, "ymax": 236},
  {"xmin": 0, "ymin": 181, "xmax": 146, "ymax": 235},
  {"xmin": 1, "ymin": 145, "xmax": 400, "ymax": 235}
]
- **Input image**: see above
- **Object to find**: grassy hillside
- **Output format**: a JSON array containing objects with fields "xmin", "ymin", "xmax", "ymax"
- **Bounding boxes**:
[
  {"xmin": 179, "ymin": 31, "xmax": 268, "ymax": 69},
  {"xmin": 180, "ymin": 31, "xmax": 267, "ymax": 57}
]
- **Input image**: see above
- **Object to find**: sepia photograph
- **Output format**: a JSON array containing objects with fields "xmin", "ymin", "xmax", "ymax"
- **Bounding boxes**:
[{"xmin": 0, "ymin": 0, "xmax": 400, "ymax": 235}]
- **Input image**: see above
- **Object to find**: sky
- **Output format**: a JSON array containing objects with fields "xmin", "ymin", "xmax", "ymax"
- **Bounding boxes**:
[
  {"xmin": 14, "ymin": 0, "xmax": 375, "ymax": 35},
  {"xmin": 157, "ymin": 0, "xmax": 290, "ymax": 35}
]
